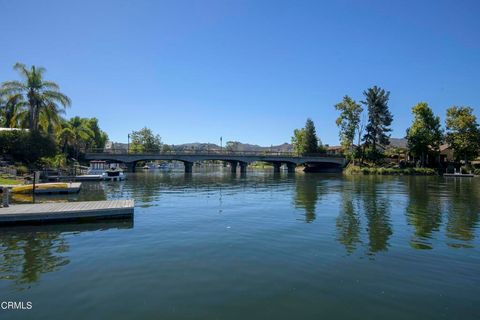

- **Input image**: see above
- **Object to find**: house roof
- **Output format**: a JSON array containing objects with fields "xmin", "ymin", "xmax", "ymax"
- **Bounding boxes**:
[{"xmin": 439, "ymin": 144, "xmax": 451, "ymax": 152}]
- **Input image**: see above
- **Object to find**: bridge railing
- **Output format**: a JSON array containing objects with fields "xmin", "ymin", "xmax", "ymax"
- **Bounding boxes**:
[{"xmin": 86, "ymin": 148, "xmax": 345, "ymax": 158}]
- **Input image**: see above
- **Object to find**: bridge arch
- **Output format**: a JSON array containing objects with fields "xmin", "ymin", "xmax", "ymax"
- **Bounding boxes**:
[{"xmin": 84, "ymin": 152, "xmax": 347, "ymax": 174}]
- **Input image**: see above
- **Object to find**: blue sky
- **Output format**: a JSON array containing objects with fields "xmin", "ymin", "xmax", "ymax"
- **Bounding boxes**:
[{"xmin": 1, "ymin": 0, "xmax": 479, "ymax": 146}]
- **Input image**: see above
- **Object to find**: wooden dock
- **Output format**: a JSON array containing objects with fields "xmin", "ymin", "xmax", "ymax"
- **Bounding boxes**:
[
  {"xmin": 0, "ymin": 199, "xmax": 134, "ymax": 225},
  {"xmin": 444, "ymin": 173, "xmax": 475, "ymax": 178}
]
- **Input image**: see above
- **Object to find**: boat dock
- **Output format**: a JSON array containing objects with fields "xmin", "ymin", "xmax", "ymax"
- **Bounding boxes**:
[
  {"xmin": 443, "ymin": 173, "xmax": 475, "ymax": 178},
  {"xmin": 0, "ymin": 199, "xmax": 134, "ymax": 225}
]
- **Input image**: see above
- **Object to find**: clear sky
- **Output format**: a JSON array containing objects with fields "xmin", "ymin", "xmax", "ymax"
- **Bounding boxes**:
[{"xmin": 1, "ymin": 0, "xmax": 479, "ymax": 146}]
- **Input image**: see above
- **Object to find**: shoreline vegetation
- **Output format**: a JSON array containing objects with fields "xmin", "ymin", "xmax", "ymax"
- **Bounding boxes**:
[
  {"xmin": 0, "ymin": 176, "xmax": 22, "ymax": 185},
  {"xmin": 343, "ymin": 164, "xmax": 437, "ymax": 176}
]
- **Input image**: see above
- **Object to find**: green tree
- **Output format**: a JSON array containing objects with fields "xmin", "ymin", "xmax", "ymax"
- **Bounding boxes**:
[
  {"xmin": 335, "ymin": 95, "xmax": 363, "ymax": 161},
  {"xmin": 57, "ymin": 117, "xmax": 95, "ymax": 159},
  {"xmin": 406, "ymin": 102, "xmax": 443, "ymax": 167},
  {"xmin": 291, "ymin": 119, "xmax": 321, "ymax": 155},
  {"xmin": 85, "ymin": 118, "xmax": 108, "ymax": 150},
  {"xmin": 0, "ymin": 130, "xmax": 57, "ymax": 164},
  {"xmin": 304, "ymin": 118, "xmax": 319, "ymax": 154},
  {"xmin": 0, "ymin": 93, "xmax": 23, "ymax": 128},
  {"xmin": 445, "ymin": 106, "xmax": 480, "ymax": 163},
  {"xmin": 130, "ymin": 127, "xmax": 162, "ymax": 153},
  {"xmin": 0, "ymin": 63, "xmax": 71, "ymax": 132},
  {"xmin": 291, "ymin": 128, "xmax": 306, "ymax": 155},
  {"xmin": 362, "ymin": 86, "xmax": 393, "ymax": 162},
  {"xmin": 225, "ymin": 141, "xmax": 240, "ymax": 152}
]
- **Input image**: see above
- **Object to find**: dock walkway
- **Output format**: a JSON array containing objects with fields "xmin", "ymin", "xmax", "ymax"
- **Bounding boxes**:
[{"xmin": 0, "ymin": 199, "xmax": 134, "ymax": 224}]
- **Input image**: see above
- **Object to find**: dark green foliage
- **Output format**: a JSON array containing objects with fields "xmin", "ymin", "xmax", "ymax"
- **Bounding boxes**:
[
  {"xmin": 130, "ymin": 127, "xmax": 162, "ymax": 153},
  {"xmin": 0, "ymin": 130, "xmax": 57, "ymax": 164},
  {"xmin": 362, "ymin": 86, "xmax": 393, "ymax": 161},
  {"xmin": 304, "ymin": 118, "xmax": 319, "ymax": 154},
  {"xmin": 406, "ymin": 102, "xmax": 443, "ymax": 167},
  {"xmin": 291, "ymin": 118, "xmax": 322, "ymax": 155},
  {"xmin": 344, "ymin": 164, "xmax": 436, "ymax": 175},
  {"xmin": 335, "ymin": 96, "xmax": 363, "ymax": 160},
  {"xmin": 445, "ymin": 106, "xmax": 480, "ymax": 163}
]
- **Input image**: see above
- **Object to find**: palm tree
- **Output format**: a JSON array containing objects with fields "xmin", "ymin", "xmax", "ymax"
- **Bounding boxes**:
[
  {"xmin": 0, "ymin": 93, "xmax": 25, "ymax": 128},
  {"xmin": 57, "ymin": 117, "xmax": 94, "ymax": 159},
  {"xmin": 0, "ymin": 63, "xmax": 71, "ymax": 132}
]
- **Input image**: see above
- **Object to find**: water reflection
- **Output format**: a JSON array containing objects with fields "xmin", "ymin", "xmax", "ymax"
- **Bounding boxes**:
[
  {"xmin": 405, "ymin": 177, "xmax": 442, "ymax": 249},
  {"xmin": 0, "ymin": 221, "xmax": 133, "ymax": 289},
  {"xmin": 360, "ymin": 177, "xmax": 393, "ymax": 253},
  {"xmin": 336, "ymin": 181, "xmax": 361, "ymax": 254},
  {"xmin": 445, "ymin": 178, "xmax": 480, "ymax": 248},
  {"xmin": 293, "ymin": 174, "xmax": 320, "ymax": 223},
  {"xmin": 10, "ymin": 181, "xmax": 107, "ymax": 204}
]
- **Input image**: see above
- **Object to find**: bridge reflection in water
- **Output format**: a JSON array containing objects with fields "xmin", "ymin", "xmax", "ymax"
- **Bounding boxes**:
[{"xmin": 86, "ymin": 150, "xmax": 347, "ymax": 173}]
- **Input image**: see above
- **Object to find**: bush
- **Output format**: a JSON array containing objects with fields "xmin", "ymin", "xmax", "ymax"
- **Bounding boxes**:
[
  {"xmin": 474, "ymin": 169, "xmax": 480, "ymax": 175},
  {"xmin": 15, "ymin": 165, "xmax": 29, "ymax": 175},
  {"xmin": 461, "ymin": 164, "xmax": 474, "ymax": 174},
  {"xmin": 344, "ymin": 164, "xmax": 436, "ymax": 176},
  {"xmin": 0, "ymin": 130, "xmax": 57, "ymax": 164}
]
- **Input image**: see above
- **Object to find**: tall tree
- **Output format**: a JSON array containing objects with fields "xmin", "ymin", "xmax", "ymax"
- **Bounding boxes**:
[
  {"xmin": 85, "ymin": 118, "xmax": 108, "ymax": 150},
  {"xmin": 335, "ymin": 95, "xmax": 363, "ymax": 161},
  {"xmin": 291, "ymin": 119, "xmax": 321, "ymax": 155},
  {"xmin": 57, "ymin": 117, "xmax": 94, "ymax": 159},
  {"xmin": 130, "ymin": 127, "xmax": 162, "ymax": 153},
  {"xmin": 445, "ymin": 106, "xmax": 480, "ymax": 164},
  {"xmin": 406, "ymin": 102, "xmax": 443, "ymax": 167},
  {"xmin": 304, "ymin": 118, "xmax": 319, "ymax": 154},
  {"xmin": 362, "ymin": 86, "xmax": 393, "ymax": 161},
  {"xmin": 0, "ymin": 63, "xmax": 71, "ymax": 132},
  {"xmin": 291, "ymin": 128, "xmax": 306, "ymax": 155}
]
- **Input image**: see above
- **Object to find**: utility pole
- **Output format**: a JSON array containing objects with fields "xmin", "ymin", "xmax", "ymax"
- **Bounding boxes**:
[
  {"xmin": 220, "ymin": 136, "xmax": 223, "ymax": 152},
  {"xmin": 127, "ymin": 133, "xmax": 130, "ymax": 154}
]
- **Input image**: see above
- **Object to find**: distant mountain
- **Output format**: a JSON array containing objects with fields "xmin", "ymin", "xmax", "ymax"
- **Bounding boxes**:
[
  {"xmin": 389, "ymin": 138, "xmax": 407, "ymax": 148},
  {"xmin": 173, "ymin": 141, "xmax": 293, "ymax": 152},
  {"xmin": 106, "ymin": 138, "xmax": 406, "ymax": 152}
]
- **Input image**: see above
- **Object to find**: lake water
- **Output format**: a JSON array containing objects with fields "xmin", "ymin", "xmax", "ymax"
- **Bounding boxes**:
[{"xmin": 1, "ymin": 170, "xmax": 479, "ymax": 319}]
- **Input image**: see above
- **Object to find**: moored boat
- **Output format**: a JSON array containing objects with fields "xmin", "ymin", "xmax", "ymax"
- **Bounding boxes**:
[{"xmin": 11, "ymin": 182, "xmax": 82, "ymax": 194}]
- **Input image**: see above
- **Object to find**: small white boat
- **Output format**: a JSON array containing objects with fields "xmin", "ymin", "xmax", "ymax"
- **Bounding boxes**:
[
  {"xmin": 87, "ymin": 161, "xmax": 125, "ymax": 181},
  {"xmin": 103, "ymin": 169, "xmax": 125, "ymax": 181}
]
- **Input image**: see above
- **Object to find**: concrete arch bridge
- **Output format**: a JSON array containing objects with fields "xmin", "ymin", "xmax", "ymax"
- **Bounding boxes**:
[{"xmin": 85, "ymin": 151, "xmax": 347, "ymax": 173}]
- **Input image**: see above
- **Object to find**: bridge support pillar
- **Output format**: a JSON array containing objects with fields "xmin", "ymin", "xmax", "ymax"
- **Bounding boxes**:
[
  {"xmin": 287, "ymin": 163, "xmax": 296, "ymax": 173},
  {"xmin": 239, "ymin": 162, "xmax": 247, "ymax": 174},
  {"xmin": 230, "ymin": 161, "xmax": 238, "ymax": 173},
  {"xmin": 125, "ymin": 162, "xmax": 136, "ymax": 172},
  {"xmin": 273, "ymin": 163, "xmax": 281, "ymax": 173},
  {"xmin": 184, "ymin": 161, "xmax": 193, "ymax": 173}
]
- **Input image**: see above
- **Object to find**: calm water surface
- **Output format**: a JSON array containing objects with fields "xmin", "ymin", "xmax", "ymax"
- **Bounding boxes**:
[{"xmin": 1, "ymin": 170, "xmax": 479, "ymax": 319}]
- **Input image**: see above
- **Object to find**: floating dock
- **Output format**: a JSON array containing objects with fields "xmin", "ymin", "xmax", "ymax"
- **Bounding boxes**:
[
  {"xmin": 0, "ymin": 199, "xmax": 134, "ymax": 225},
  {"xmin": 443, "ymin": 173, "xmax": 475, "ymax": 178}
]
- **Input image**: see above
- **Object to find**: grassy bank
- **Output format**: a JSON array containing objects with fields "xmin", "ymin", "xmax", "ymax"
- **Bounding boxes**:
[
  {"xmin": 344, "ymin": 164, "xmax": 437, "ymax": 176},
  {"xmin": 0, "ymin": 176, "xmax": 22, "ymax": 185}
]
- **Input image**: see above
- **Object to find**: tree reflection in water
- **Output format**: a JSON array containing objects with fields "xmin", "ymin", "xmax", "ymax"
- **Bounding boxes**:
[
  {"xmin": 0, "ymin": 230, "xmax": 70, "ymax": 288},
  {"xmin": 0, "ymin": 221, "xmax": 133, "ymax": 289},
  {"xmin": 334, "ymin": 176, "xmax": 392, "ymax": 255},
  {"xmin": 293, "ymin": 174, "xmax": 322, "ymax": 223},
  {"xmin": 360, "ymin": 177, "xmax": 393, "ymax": 253},
  {"xmin": 405, "ymin": 177, "xmax": 442, "ymax": 250},
  {"xmin": 445, "ymin": 178, "xmax": 480, "ymax": 248},
  {"xmin": 336, "ymin": 179, "xmax": 361, "ymax": 254}
]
